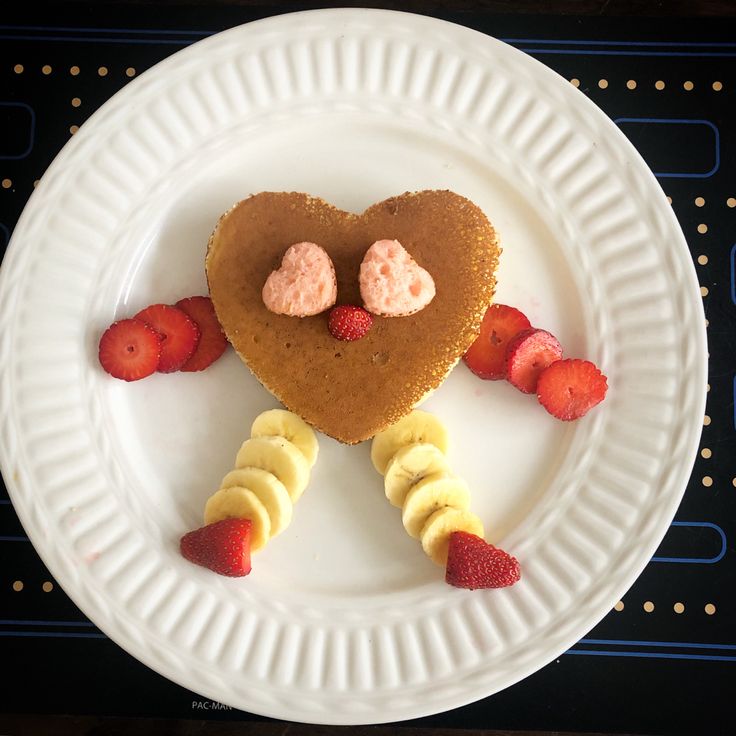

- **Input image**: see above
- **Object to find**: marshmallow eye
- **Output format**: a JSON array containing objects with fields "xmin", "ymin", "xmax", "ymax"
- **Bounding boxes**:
[
  {"xmin": 359, "ymin": 239, "xmax": 436, "ymax": 317},
  {"xmin": 262, "ymin": 242, "xmax": 337, "ymax": 317},
  {"xmin": 262, "ymin": 238, "xmax": 435, "ymax": 320}
]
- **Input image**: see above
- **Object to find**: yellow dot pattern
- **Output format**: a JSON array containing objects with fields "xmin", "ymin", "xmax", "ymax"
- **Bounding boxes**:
[
  {"xmin": 703, "ymin": 415, "xmax": 711, "ymax": 426},
  {"xmin": 674, "ymin": 602, "xmax": 685, "ymax": 614},
  {"xmin": 126, "ymin": 67, "xmax": 136, "ymax": 77},
  {"xmin": 598, "ymin": 79, "xmax": 608, "ymax": 89},
  {"xmin": 702, "ymin": 476, "xmax": 713, "ymax": 487},
  {"xmin": 12, "ymin": 580, "xmax": 24, "ymax": 592},
  {"xmin": 42, "ymin": 581, "xmax": 54, "ymax": 593},
  {"xmin": 695, "ymin": 196, "xmax": 705, "ymax": 207},
  {"xmin": 98, "ymin": 66, "xmax": 108, "ymax": 77},
  {"xmin": 1, "ymin": 178, "xmax": 11, "ymax": 189},
  {"xmin": 71, "ymin": 97, "xmax": 81, "ymax": 108},
  {"xmin": 614, "ymin": 601, "xmax": 625, "ymax": 612},
  {"xmin": 643, "ymin": 601, "xmax": 655, "ymax": 613},
  {"xmin": 655, "ymin": 80, "xmax": 665, "ymax": 90},
  {"xmin": 570, "ymin": 78, "xmax": 580, "ymax": 87},
  {"xmin": 697, "ymin": 223, "xmax": 708, "ymax": 234},
  {"xmin": 13, "ymin": 63, "xmax": 24, "ymax": 74},
  {"xmin": 698, "ymin": 254, "xmax": 708, "ymax": 265},
  {"xmin": 41, "ymin": 64, "xmax": 52, "ymax": 75},
  {"xmin": 712, "ymin": 81, "xmax": 723, "ymax": 91},
  {"xmin": 70, "ymin": 65, "xmax": 80, "ymax": 76},
  {"xmin": 626, "ymin": 79, "xmax": 637, "ymax": 90},
  {"xmin": 705, "ymin": 603, "xmax": 716, "ymax": 615},
  {"xmin": 683, "ymin": 81, "xmax": 694, "ymax": 91},
  {"xmin": 701, "ymin": 447, "xmax": 712, "ymax": 459},
  {"xmin": 700, "ymin": 286, "xmax": 709, "ymax": 297},
  {"xmin": 727, "ymin": 197, "xmax": 736, "ymax": 208}
]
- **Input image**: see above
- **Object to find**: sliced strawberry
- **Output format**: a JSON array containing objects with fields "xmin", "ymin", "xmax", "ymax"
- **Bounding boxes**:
[
  {"xmin": 463, "ymin": 304, "xmax": 531, "ymax": 380},
  {"xmin": 180, "ymin": 518, "xmax": 252, "ymax": 577},
  {"xmin": 98, "ymin": 319, "xmax": 162, "ymax": 382},
  {"xmin": 537, "ymin": 358, "xmax": 608, "ymax": 421},
  {"xmin": 505, "ymin": 328, "xmax": 563, "ymax": 394},
  {"xmin": 134, "ymin": 303, "xmax": 200, "ymax": 373},
  {"xmin": 175, "ymin": 296, "xmax": 228, "ymax": 372},
  {"xmin": 445, "ymin": 531, "xmax": 521, "ymax": 590},
  {"xmin": 328, "ymin": 304, "xmax": 373, "ymax": 341}
]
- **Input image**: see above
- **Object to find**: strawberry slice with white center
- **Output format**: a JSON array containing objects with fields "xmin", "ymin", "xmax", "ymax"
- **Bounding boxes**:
[
  {"xmin": 134, "ymin": 303, "xmax": 200, "ymax": 373},
  {"xmin": 98, "ymin": 318, "xmax": 162, "ymax": 381}
]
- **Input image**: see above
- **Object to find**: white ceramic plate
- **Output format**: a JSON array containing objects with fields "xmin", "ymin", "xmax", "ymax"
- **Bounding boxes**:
[{"xmin": 0, "ymin": 8, "xmax": 706, "ymax": 725}]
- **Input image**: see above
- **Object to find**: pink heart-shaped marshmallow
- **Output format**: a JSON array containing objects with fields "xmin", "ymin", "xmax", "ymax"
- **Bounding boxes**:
[
  {"xmin": 262, "ymin": 242, "xmax": 337, "ymax": 317},
  {"xmin": 359, "ymin": 239, "xmax": 436, "ymax": 317}
]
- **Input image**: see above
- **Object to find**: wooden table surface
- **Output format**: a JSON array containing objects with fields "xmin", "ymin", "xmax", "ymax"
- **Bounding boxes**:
[{"xmin": 2, "ymin": 0, "xmax": 734, "ymax": 734}]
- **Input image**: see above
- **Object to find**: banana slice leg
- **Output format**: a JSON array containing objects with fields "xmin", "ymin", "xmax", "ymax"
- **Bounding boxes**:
[
  {"xmin": 420, "ymin": 507, "xmax": 484, "ymax": 566},
  {"xmin": 251, "ymin": 408, "xmax": 319, "ymax": 467},
  {"xmin": 371, "ymin": 410, "xmax": 449, "ymax": 475},
  {"xmin": 401, "ymin": 473, "xmax": 471, "ymax": 539},
  {"xmin": 221, "ymin": 467, "xmax": 293, "ymax": 537},
  {"xmin": 235, "ymin": 436, "xmax": 310, "ymax": 502},
  {"xmin": 204, "ymin": 486, "xmax": 272, "ymax": 551}
]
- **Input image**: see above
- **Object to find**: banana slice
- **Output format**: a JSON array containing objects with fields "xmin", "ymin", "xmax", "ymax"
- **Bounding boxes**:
[
  {"xmin": 204, "ymin": 486, "xmax": 272, "ymax": 551},
  {"xmin": 384, "ymin": 443, "xmax": 451, "ymax": 508},
  {"xmin": 251, "ymin": 409, "xmax": 319, "ymax": 467},
  {"xmin": 401, "ymin": 473, "xmax": 471, "ymax": 539},
  {"xmin": 235, "ymin": 436, "xmax": 310, "ymax": 502},
  {"xmin": 371, "ymin": 410, "xmax": 449, "ymax": 475},
  {"xmin": 221, "ymin": 467, "xmax": 293, "ymax": 537},
  {"xmin": 420, "ymin": 507, "xmax": 484, "ymax": 566}
]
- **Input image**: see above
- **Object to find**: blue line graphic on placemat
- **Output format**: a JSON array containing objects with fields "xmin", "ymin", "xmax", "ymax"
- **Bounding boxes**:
[
  {"xmin": 0, "ymin": 631, "xmax": 107, "ymax": 639},
  {"xmin": 0, "ymin": 34, "xmax": 199, "ymax": 45},
  {"xmin": 567, "ymin": 638, "xmax": 736, "ymax": 662},
  {"xmin": 0, "ymin": 24, "xmax": 213, "ymax": 35},
  {"xmin": 581, "ymin": 639, "xmax": 736, "ymax": 650},
  {"xmin": 730, "ymin": 244, "xmax": 736, "ymax": 306},
  {"xmin": 0, "ymin": 223, "xmax": 9, "ymax": 248},
  {"xmin": 0, "ymin": 619, "xmax": 94, "ymax": 627},
  {"xmin": 0, "ymin": 102, "xmax": 35, "ymax": 160},
  {"xmin": 501, "ymin": 38, "xmax": 736, "ymax": 47},
  {"xmin": 651, "ymin": 521, "xmax": 727, "ymax": 564},
  {"xmin": 614, "ymin": 119, "xmax": 719, "ymax": 178},
  {"xmin": 0, "ymin": 618, "xmax": 107, "ymax": 639},
  {"xmin": 567, "ymin": 650, "xmax": 736, "ymax": 662},
  {"xmin": 565, "ymin": 639, "xmax": 736, "ymax": 662},
  {"xmin": 516, "ymin": 48, "xmax": 736, "ymax": 58}
]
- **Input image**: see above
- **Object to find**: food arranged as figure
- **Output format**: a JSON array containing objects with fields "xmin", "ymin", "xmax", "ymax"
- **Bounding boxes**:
[
  {"xmin": 181, "ymin": 409, "xmax": 318, "ymax": 575},
  {"xmin": 97, "ymin": 190, "xmax": 608, "ymax": 589},
  {"xmin": 371, "ymin": 410, "xmax": 520, "ymax": 590},
  {"xmin": 98, "ymin": 295, "xmax": 228, "ymax": 380},
  {"xmin": 205, "ymin": 190, "xmax": 501, "ymax": 444},
  {"xmin": 463, "ymin": 303, "xmax": 607, "ymax": 420}
]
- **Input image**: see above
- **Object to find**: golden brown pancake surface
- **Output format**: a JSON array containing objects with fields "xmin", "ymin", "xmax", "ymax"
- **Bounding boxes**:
[{"xmin": 206, "ymin": 190, "xmax": 500, "ymax": 444}]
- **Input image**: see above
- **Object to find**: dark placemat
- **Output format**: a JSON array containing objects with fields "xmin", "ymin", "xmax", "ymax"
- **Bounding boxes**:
[{"xmin": 1, "ymin": 4, "xmax": 734, "ymax": 735}]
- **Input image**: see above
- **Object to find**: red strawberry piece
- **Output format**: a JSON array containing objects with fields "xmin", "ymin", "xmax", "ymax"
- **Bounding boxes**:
[
  {"xmin": 134, "ymin": 303, "xmax": 200, "ymax": 373},
  {"xmin": 463, "ymin": 303, "xmax": 531, "ymax": 380},
  {"xmin": 180, "ymin": 518, "xmax": 253, "ymax": 577},
  {"xmin": 98, "ymin": 318, "xmax": 162, "ymax": 382},
  {"xmin": 505, "ymin": 328, "xmax": 564, "ymax": 394},
  {"xmin": 537, "ymin": 358, "xmax": 608, "ymax": 421},
  {"xmin": 328, "ymin": 304, "xmax": 373, "ymax": 341},
  {"xmin": 175, "ymin": 296, "xmax": 228, "ymax": 372},
  {"xmin": 445, "ymin": 531, "xmax": 521, "ymax": 590}
]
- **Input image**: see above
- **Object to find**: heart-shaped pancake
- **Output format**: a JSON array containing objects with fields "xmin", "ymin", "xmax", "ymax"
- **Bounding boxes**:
[{"xmin": 206, "ymin": 190, "xmax": 500, "ymax": 444}]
